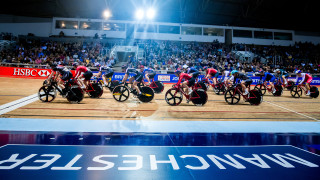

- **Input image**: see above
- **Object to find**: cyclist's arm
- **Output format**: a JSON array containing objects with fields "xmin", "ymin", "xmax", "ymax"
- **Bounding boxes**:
[{"xmin": 299, "ymin": 74, "xmax": 306, "ymax": 85}]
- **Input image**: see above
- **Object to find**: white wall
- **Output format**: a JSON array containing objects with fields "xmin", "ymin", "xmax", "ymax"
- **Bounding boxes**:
[
  {"xmin": 134, "ymin": 32, "xmax": 224, "ymax": 42},
  {"xmin": 0, "ymin": 22, "xmax": 51, "ymax": 37},
  {"xmin": 294, "ymin": 35, "xmax": 320, "ymax": 45},
  {"xmin": 233, "ymin": 37, "xmax": 294, "ymax": 46}
]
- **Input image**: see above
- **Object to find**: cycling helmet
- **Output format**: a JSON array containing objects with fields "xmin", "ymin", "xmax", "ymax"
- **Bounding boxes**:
[
  {"xmin": 72, "ymin": 62, "xmax": 79, "ymax": 67},
  {"xmin": 274, "ymin": 69, "xmax": 280, "ymax": 73},
  {"xmin": 203, "ymin": 66, "xmax": 208, "ymax": 70},
  {"xmin": 295, "ymin": 70, "xmax": 301, "ymax": 74},
  {"xmin": 174, "ymin": 70, "xmax": 181, "ymax": 76},
  {"xmin": 140, "ymin": 65, "xmax": 144, "ymax": 69},
  {"xmin": 182, "ymin": 65, "xmax": 188, "ymax": 69},
  {"xmin": 231, "ymin": 70, "xmax": 238, "ymax": 75}
]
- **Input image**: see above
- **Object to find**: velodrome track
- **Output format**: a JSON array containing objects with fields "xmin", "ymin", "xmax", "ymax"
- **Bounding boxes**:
[{"xmin": 1, "ymin": 77, "xmax": 320, "ymax": 125}]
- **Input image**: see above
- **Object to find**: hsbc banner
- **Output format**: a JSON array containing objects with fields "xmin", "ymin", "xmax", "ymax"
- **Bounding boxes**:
[
  {"xmin": 0, "ymin": 145, "xmax": 319, "ymax": 180},
  {"xmin": 0, "ymin": 67, "xmax": 52, "ymax": 79},
  {"xmin": 1, "ymin": 67, "xmax": 320, "ymax": 85}
]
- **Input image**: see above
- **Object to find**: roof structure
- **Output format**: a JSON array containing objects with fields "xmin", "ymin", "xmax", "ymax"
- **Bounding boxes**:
[{"xmin": 0, "ymin": 0, "xmax": 318, "ymax": 32}]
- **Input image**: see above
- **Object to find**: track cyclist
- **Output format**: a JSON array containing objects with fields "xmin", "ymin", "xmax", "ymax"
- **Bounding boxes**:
[
  {"xmin": 295, "ymin": 70, "xmax": 313, "ymax": 96},
  {"xmin": 174, "ymin": 70, "xmax": 194, "ymax": 95},
  {"xmin": 121, "ymin": 67, "xmax": 144, "ymax": 97},
  {"xmin": 259, "ymin": 70, "xmax": 276, "ymax": 94},
  {"xmin": 140, "ymin": 65, "xmax": 155, "ymax": 85},
  {"xmin": 229, "ymin": 70, "xmax": 253, "ymax": 96},
  {"xmin": 204, "ymin": 67, "xmax": 219, "ymax": 85},
  {"xmin": 95, "ymin": 65, "xmax": 114, "ymax": 87},
  {"xmin": 274, "ymin": 69, "xmax": 288, "ymax": 86},
  {"xmin": 46, "ymin": 63, "xmax": 73, "ymax": 95},
  {"xmin": 73, "ymin": 62, "xmax": 93, "ymax": 89}
]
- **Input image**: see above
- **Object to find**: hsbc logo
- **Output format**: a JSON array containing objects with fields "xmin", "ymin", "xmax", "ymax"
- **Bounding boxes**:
[
  {"xmin": 13, "ymin": 68, "xmax": 51, "ymax": 77},
  {"xmin": 38, "ymin": 70, "xmax": 50, "ymax": 77}
]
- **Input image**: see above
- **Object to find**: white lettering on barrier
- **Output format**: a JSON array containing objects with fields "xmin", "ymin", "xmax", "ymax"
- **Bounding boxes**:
[
  {"xmin": 180, "ymin": 155, "xmax": 210, "ymax": 170},
  {"xmin": 150, "ymin": 155, "xmax": 179, "ymax": 170},
  {"xmin": 0, "ymin": 154, "xmax": 37, "ymax": 170},
  {"xmin": 0, "ymin": 153, "xmax": 318, "ymax": 170},
  {"xmin": 51, "ymin": 155, "xmax": 82, "ymax": 170},
  {"xmin": 172, "ymin": 77, "xmax": 179, "ymax": 81},
  {"xmin": 21, "ymin": 154, "xmax": 61, "ymax": 170},
  {"xmin": 13, "ymin": 68, "xmax": 20, "ymax": 75},
  {"xmin": 88, "ymin": 155, "xmax": 118, "ymax": 170}
]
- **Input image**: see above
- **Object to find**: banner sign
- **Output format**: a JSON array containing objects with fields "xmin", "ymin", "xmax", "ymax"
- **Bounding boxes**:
[
  {"xmin": 0, "ymin": 145, "xmax": 319, "ymax": 180},
  {"xmin": 1, "ymin": 67, "xmax": 320, "ymax": 85}
]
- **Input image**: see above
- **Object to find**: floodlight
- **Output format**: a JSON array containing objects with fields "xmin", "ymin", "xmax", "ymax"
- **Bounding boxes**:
[
  {"xmin": 135, "ymin": 9, "xmax": 144, "ymax": 20},
  {"xmin": 103, "ymin": 10, "xmax": 111, "ymax": 19},
  {"xmin": 146, "ymin": 8, "xmax": 156, "ymax": 19}
]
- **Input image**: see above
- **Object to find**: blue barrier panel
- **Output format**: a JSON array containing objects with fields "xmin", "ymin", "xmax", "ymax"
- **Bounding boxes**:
[
  {"xmin": 102, "ymin": 72, "xmax": 320, "ymax": 85},
  {"xmin": 0, "ymin": 145, "xmax": 319, "ymax": 180}
]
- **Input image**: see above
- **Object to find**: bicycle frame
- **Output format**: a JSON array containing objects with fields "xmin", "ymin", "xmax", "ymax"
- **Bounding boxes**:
[
  {"xmin": 174, "ymin": 84, "xmax": 201, "ymax": 101},
  {"xmin": 232, "ymin": 84, "xmax": 258, "ymax": 101}
]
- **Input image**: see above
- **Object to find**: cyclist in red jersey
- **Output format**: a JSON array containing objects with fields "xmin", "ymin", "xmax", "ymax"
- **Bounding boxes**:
[
  {"xmin": 205, "ymin": 67, "xmax": 219, "ymax": 85},
  {"xmin": 73, "ymin": 62, "xmax": 93, "ymax": 89},
  {"xmin": 175, "ymin": 70, "xmax": 194, "ymax": 95}
]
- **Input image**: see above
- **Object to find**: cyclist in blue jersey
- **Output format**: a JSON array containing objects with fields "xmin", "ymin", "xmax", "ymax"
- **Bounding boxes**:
[
  {"xmin": 121, "ymin": 67, "xmax": 143, "ymax": 97},
  {"xmin": 140, "ymin": 65, "xmax": 155, "ymax": 85},
  {"xmin": 259, "ymin": 70, "xmax": 276, "ymax": 93},
  {"xmin": 274, "ymin": 69, "xmax": 288, "ymax": 86},
  {"xmin": 187, "ymin": 66, "xmax": 200, "ymax": 78},
  {"xmin": 95, "ymin": 65, "xmax": 114, "ymax": 87}
]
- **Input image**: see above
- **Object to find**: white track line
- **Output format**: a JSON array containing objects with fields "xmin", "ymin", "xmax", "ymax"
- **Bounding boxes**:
[
  {"xmin": 265, "ymin": 101, "xmax": 319, "ymax": 121},
  {"xmin": 0, "ymin": 93, "xmax": 38, "ymax": 115}
]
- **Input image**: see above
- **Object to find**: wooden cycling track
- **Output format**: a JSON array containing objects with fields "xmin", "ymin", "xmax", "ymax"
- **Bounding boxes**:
[{"xmin": 1, "ymin": 77, "xmax": 320, "ymax": 122}]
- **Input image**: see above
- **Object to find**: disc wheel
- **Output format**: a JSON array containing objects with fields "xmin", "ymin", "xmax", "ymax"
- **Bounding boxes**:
[
  {"xmin": 138, "ymin": 86, "xmax": 154, "ymax": 103},
  {"xmin": 196, "ymin": 82, "xmax": 208, "ymax": 91},
  {"xmin": 290, "ymin": 85, "xmax": 302, "ymax": 98},
  {"xmin": 272, "ymin": 85, "xmax": 283, "ymax": 96},
  {"xmin": 38, "ymin": 86, "xmax": 56, "ymax": 102},
  {"xmin": 112, "ymin": 85, "xmax": 130, "ymax": 102},
  {"xmin": 254, "ymin": 84, "xmax": 266, "ymax": 95},
  {"xmin": 248, "ymin": 90, "xmax": 263, "ymax": 105},
  {"xmin": 66, "ymin": 87, "xmax": 84, "ymax": 104},
  {"xmin": 310, "ymin": 86, "xmax": 319, "ymax": 98},
  {"xmin": 151, "ymin": 81, "xmax": 164, "ymax": 93},
  {"xmin": 88, "ymin": 83, "xmax": 103, "ymax": 98},
  {"xmin": 165, "ymin": 88, "xmax": 183, "ymax": 106},
  {"xmin": 190, "ymin": 89, "xmax": 208, "ymax": 106},
  {"xmin": 286, "ymin": 81, "xmax": 294, "ymax": 90},
  {"xmin": 224, "ymin": 88, "xmax": 241, "ymax": 105}
]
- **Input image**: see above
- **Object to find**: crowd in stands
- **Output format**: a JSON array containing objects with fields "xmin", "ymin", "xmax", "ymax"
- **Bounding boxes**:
[
  {"xmin": 1, "ymin": 34, "xmax": 319, "ymax": 74},
  {"xmin": 0, "ymin": 38, "xmax": 116, "ymax": 69}
]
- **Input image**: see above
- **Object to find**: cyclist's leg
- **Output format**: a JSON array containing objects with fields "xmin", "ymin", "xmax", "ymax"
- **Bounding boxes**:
[
  {"xmin": 145, "ymin": 73, "xmax": 151, "ymax": 84},
  {"xmin": 241, "ymin": 81, "xmax": 248, "ymax": 95},
  {"xmin": 133, "ymin": 81, "xmax": 141, "ymax": 94},
  {"xmin": 182, "ymin": 81, "xmax": 190, "ymax": 94}
]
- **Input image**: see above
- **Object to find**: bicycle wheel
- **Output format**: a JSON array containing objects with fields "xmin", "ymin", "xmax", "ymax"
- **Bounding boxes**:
[
  {"xmin": 254, "ymin": 84, "xmax": 266, "ymax": 95},
  {"xmin": 290, "ymin": 85, "xmax": 302, "ymax": 98},
  {"xmin": 191, "ymin": 89, "xmax": 208, "ymax": 106},
  {"xmin": 310, "ymin": 86, "xmax": 319, "ymax": 98},
  {"xmin": 38, "ymin": 85, "xmax": 56, "ymax": 102},
  {"xmin": 108, "ymin": 80, "xmax": 120, "ymax": 92},
  {"xmin": 272, "ymin": 85, "xmax": 283, "ymax": 96},
  {"xmin": 112, "ymin": 85, "xmax": 130, "ymax": 102},
  {"xmin": 196, "ymin": 82, "xmax": 207, "ymax": 91},
  {"xmin": 248, "ymin": 90, "xmax": 263, "ymax": 105},
  {"xmin": 66, "ymin": 87, "xmax": 84, "ymax": 104},
  {"xmin": 151, "ymin": 81, "xmax": 164, "ymax": 93},
  {"xmin": 224, "ymin": 88, "xmax": 240, "ymax": 105},
  {"xmin": 165, "ymin": 88, "xmax": 183, "ymax": 106},
  {"xmin": 138, "ymin": 86, "xmax": 154, "ymax": 102},
  {"xmin": 88, "ymin": 83, "xmax": 103, "ymax": 98}
]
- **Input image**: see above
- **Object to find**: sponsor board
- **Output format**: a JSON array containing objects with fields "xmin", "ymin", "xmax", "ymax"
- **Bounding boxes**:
[
  {"xmin": 1, "ymin": 67, "xmax": 320, "ymax": 85},
  {"xmin": 0, "ymin": 145, "xmax": 319, "ymax": 180}
]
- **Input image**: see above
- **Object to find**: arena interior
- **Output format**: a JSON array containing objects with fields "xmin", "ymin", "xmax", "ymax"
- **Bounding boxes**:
[{"xmin": 0, "ymin": 0, "xmax": 320, "ymax": 179}]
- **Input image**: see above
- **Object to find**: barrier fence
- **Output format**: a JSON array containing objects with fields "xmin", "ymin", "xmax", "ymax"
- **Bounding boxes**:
[{"xmin": 1, "ymin": 66, "xmax": 320, "ymax": 85}]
